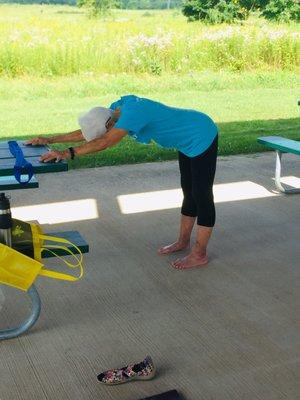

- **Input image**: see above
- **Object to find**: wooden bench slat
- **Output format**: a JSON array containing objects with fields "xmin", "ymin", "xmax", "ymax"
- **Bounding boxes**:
[
  {"xmin": 0, "ymin": 141, "xmax": 68, "ymax": 176},
  {"xmin": 42, "ymin": 231, "xmax": 89, "ymax": 258},
  {"xmin": 258, "ymin": 136, "xmax": 300, "ymax": 156},
  {"xmin": 0, "ymin": 158, "xmax": 68, "ymax": 177},
  {"xmin": 0, "ymin": 141, "xmax": 47, "ymax": 159},
  {"xmin": 0, "ymin": 140, "xmax": 42, "ymax": 149},
  {"xmin": 0, "ymin": 175, "xmax": 39, "ymax": 190}
]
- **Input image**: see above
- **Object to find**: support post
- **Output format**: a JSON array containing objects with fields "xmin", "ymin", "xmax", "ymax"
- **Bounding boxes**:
[{"xmin": 275, "ymin": 151, "xmax": 300, "ymax": 194}]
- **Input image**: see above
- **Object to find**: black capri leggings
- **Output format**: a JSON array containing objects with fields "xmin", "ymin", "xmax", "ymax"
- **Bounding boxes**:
[{"xmin": 179, "ymin": 135, "xmax": 218, "ymax": 227}]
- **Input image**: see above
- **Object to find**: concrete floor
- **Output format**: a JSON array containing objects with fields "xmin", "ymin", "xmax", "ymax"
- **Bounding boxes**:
[{"xmin": 0, "ymin": 152, "xmax": 299, "ymax": 400}]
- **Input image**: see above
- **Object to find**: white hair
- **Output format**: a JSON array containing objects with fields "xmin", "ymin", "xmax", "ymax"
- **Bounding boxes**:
[{"xmin": 78, "ymin": 107, "xmax": 114, "ymax": 142}]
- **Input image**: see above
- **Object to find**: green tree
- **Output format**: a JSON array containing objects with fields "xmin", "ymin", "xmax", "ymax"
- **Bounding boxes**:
[
  {"xmin": 182, "ymin": 0, "xmax": 300, "ymax": 23},
  {"xmin": 238, "ymin": 0, "xmax": 268, "ymax": 10},
  {"xmin": 77, "ymin": 0, "xmax": 119, "ymax": 16},
  {"xmin": 262, "ymin": 0, "xmax": 300, "ymax": 22},
  {"xmin": 182, "ymin": 0, "xmax": 248, "ymax": 23}
]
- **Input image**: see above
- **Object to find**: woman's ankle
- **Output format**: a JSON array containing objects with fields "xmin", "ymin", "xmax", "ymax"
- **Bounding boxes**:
[
  {"xmin": 192, "ymin": 242, "xmax": 207, "ymax": 257},
  {"xmin": 178, "ymin": 236, "xmax": 190, "ymax": 246}
]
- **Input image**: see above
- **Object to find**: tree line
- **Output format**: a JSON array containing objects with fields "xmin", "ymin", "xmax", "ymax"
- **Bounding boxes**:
[
  {"xmin": 0, "ymin": 0, "xmax": 183, "ymax": 7},
  {"xmin": 1, "ymin": 0, "xmax": 299, "ymax": 22}
]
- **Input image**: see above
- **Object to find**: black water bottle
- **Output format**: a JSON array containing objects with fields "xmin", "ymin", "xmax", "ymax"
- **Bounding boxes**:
[{"xmin": 0, "ymin": 193, "xmax": 12, "ymax": 247}]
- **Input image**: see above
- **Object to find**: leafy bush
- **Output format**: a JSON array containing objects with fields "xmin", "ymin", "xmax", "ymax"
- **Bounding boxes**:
[
  {"xmin": 182, "ymin": 0, "xmax": 248, "ymax": 23},
  {"xmin": 238, "ymin": 0, "xmax": 269, "ymax": 11},
  {"xmin": 262, "ymin": 0, "xmax": 300, "ymax": 22},
  {"xmin": 206, "ymin": 0, "xmax": 248, "ymax": 23},
  {"xmin": 182, "ymin": 0, "xmax": 300, "ymax": 23},
  {"xmin": 77, "ymin": 0, "xmax": 118, "ymax": 16}
]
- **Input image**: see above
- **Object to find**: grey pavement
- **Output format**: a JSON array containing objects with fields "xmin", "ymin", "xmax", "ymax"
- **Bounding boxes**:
[{"xmin": 0, "ymin": 152, "xmax": 299, "ymax": 400}]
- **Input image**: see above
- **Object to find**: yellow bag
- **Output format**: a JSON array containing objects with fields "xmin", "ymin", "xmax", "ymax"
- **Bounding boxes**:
[
  {"xmin": 0, "ymin": 234, "xmax": 83, "ymax": 292},
  {"xmin": 0, "ymin": 243, "xmax": 42, "ymax": 291},
  {"xmin": 11, "ymin": 218, "xmax": 63, "ymax": 261}
]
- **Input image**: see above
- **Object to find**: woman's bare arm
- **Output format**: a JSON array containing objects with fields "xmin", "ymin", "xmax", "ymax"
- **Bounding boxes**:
[
  {"xmin": 72, "ymin": 128, "xmax": 127, "ymax": 156},
  {"xmin": 39, "ymin": 128, "xmax": 128, "ymax": 163},
  {"xmin": 26, "ymin": 129, "xmax": 84, "ymax": 146}
]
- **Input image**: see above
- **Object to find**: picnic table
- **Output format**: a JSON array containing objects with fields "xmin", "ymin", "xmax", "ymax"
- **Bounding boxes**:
[
  {"xmin": 257, "ymin": 136, "xmax": 300, "ymax": 194},
  {"xmin": 0, "ymin": 141, "xmax": 88, "ymax": 340}
]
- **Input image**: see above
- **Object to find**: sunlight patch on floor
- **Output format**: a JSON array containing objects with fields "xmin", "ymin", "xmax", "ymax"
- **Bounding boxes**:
[
  {"xmin": 11, "ymin": 199, "xmax": 98, "ymax": 224},
  {"xmin": 274, "ymin": 175, "xmax": 300, "ymax": 188},
  {"xmin": 117, "ymin": 181, "xmax": 278, "ymax": 214}
]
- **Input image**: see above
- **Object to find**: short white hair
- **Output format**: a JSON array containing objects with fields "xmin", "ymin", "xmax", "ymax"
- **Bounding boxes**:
[{"xmin": 78, "ymin": 107, "xmax": 114, "ymax": 142}]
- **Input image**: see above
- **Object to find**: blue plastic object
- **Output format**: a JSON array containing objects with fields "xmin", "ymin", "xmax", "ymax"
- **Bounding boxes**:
[{"xmin": 8, "ymin": 141, "xmax": 34, "ymax": 184}]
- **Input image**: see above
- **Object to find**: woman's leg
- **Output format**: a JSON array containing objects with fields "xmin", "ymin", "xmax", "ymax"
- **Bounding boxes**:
[
  {"xmin": 158, "ymin": 151, "xmax": 197, "ymax": 254},
  {"xmin": 172, "ymin": 136, "xmax": 218, "ymax": 269},
  {"xmin": 158, "ymin": 214, "xmax": 195, "ymax": 254}
]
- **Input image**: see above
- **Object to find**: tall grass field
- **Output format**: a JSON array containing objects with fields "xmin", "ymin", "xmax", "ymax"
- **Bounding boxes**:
[
  {"xmin": 1, "ymin": 5, "xmax": 299, "ymax": 76},
  {"xmin": 0, "ymin": 4, "xmax": 299, "ymax": 168}
]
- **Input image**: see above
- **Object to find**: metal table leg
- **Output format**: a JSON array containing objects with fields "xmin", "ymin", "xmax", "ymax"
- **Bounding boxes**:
[
  {"xmin": 0, "ymin": 284, "xmax": 41, "ymax": 340},
  {"xmin": 0, "ymin": 192, "xmax": 42, "ymax": 340},
  {"xmin": 275, "ymin": 150, "xmax": 300, "ymax": 194}
]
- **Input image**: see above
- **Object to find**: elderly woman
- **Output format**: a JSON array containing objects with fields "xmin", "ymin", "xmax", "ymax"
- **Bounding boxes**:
[{"xmin": 27, "ymin": 95, "xmax": 218, "ymax": 269}]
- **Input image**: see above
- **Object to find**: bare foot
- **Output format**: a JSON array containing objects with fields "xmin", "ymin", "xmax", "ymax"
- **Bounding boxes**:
[
  {"xmin": 171, "ymin": 252, "xmax": 208, "ymax": 269},
  {"xmin": 158, "ymin": 241, "xmax": 190, "ymax": 255}
]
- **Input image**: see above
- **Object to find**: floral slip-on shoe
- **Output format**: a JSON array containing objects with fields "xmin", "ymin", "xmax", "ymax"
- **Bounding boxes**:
[{"xmin": 97, "ymin": 355, "xmax": 156, "ymax": 385}]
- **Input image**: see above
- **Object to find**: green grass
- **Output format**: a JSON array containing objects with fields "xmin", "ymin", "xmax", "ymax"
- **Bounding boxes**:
[
  {"xmin": 0, "ymin": 5, "xmax": 299, "ymax": 168},
  {"xmin": 0, "ymin": 72, "xmax": 299, "ymax": 169}
]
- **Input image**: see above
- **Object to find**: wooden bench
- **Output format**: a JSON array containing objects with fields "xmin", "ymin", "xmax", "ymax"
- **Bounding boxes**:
[
  {"xmin": 0, "ymin": 229, "xmax": 89, "ymax": 340},
  {"xmin": 0, "ymin": 142, "xmax": 84, "ymax": 340},
  {"xmin": 257, "ymin": 136, "xmax": 300, "ymax": 194},
  {"xmin": 0, "ymin": 175, "xmax": 39, "ymax": 190},
  {"xmin": 42, "ymin": 230, "xmax": 89, "ymax": 258},
  {"xmin": 0, "ymin": 158, "xmax": 68, "ymax": 176},
  {"xmin": 0, "ymin": 140, "xmax": 68, "ymax": 177}
]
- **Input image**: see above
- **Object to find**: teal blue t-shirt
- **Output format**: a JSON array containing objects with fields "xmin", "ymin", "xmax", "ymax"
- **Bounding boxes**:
[{"xmin": 110, "ymin": 95, "xmax": 218, "ymax": 157}]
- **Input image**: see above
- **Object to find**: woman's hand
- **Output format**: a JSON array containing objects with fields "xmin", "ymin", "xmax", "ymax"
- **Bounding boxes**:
[
  {"xmin": 39, "ymin": 149, "xmax": 70, "ymax": 163},
  {"xmin": 25, "ymin": 136, "xmax": 51, "ymax": 146}
]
